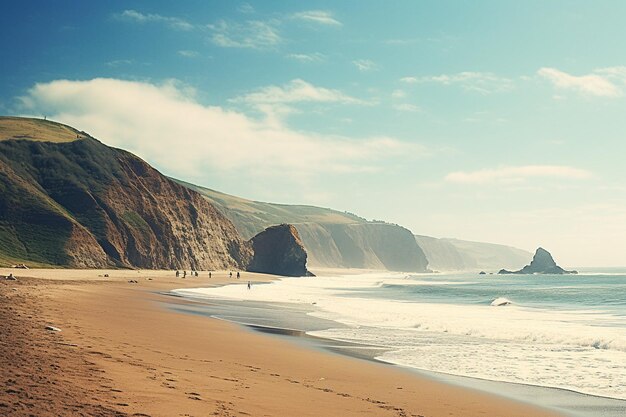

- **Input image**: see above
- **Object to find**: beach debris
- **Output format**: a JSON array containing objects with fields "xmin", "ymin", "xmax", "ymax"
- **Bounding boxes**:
[
  {"xmin": 104, "ymin": 274, "xmax": 109, "ymax": 277},
  {"xmin": 127, "ymin": 279, "xmax": 138, "ymax": 284},
  {"xmin": 56, "ymin": 342, "xmax": 78, "ymax": 347},
  {"xmin": 11, "ymin": 263, "xmax": 29, "ymax": 269},
  {"xmin": 45, "ymin": 325, "xmax": 62, "ymax": 332},
  {"xmin": 5, "ymin": 274, "xmax": 17, "ymax": 281}
]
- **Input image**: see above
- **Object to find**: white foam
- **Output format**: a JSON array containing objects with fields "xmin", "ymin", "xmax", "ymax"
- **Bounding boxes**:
[
  {"xmin": 174, "ymin": 272, "xmax": 626, "ymax": 399},
  {"xmin": 491, "ymin": 297, "xmax": 512, "ymax": 306}
]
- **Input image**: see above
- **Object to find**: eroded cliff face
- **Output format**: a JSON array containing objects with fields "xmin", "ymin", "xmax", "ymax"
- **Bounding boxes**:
[
  {"xmin": 296, "ymin": 222, "xmax": 429, "ymax": 272},
  {"xmin": 247, "ymin": 224, "xmax": 312, "ymax": 277},
  {"xmin": 0, "ymin": 118, "xmax": 252, "ymax": 269}
]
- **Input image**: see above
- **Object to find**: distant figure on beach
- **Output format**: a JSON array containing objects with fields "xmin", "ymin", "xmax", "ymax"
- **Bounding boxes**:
[
  {"xmin": 209, "ymin": 272, "xmax": 212, "ymax": 278},
  {"xmin": 247, "ymin": 281, "xmax": 251, "ymax": 290},
  {"xmin": 176, "ymin": 270, "xmax": 180, "ymax": 277},
  {"xmin": 229, "ymin": 271, "xmax": 233, "ymax": 278},
  {"xmin": 195, "ymin": 271, "xmax": 198, "ymax": 277},
  {"xmin": 237, "ymin": 271, "xmax": 240, "ymax": 279},
  {"xmin": 183, "ymin": 270, "xmax": 187, "ymax": 278}
]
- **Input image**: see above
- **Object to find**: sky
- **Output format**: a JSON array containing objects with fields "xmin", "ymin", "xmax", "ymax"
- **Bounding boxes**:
[{"xmin": 2, "ymin": 1, "xmax": 626, "ymax": 266}]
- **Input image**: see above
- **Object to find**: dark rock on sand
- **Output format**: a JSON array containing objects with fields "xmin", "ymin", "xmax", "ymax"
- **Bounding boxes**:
[{"xmin": 247, "ymin": 224, "xmax": 313, "ymax": 277}]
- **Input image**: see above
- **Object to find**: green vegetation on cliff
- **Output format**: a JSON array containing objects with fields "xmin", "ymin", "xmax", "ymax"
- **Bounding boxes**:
[{"xmin": 0, "ymin": 117, "xmax": 251, "ymax": 269}]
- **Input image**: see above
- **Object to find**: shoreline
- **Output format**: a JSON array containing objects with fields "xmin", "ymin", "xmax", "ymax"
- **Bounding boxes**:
[
  {"xmin": 1, "ymin": 268, "xmax": 563, "ymax": 416},
  {"xmin": 167, "ymin": 287, "xmax": 626, "ymax": 417}
]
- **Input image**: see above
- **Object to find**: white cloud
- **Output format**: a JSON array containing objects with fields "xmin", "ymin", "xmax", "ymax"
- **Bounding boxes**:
[
  {"xmin": 177, "ymin": 50, "xmax": 199, "ymax": 58},
  {"xmin": 537, "ymin": 67, "xmax": 621, "ymax": 97},
  {"xmin": 286, "ymin": 53, "xmax": 325, "ymax": 63},
  {"xmin": 291, "ymin": 10, "xmax": 341, "ymax": 26},
  {"xmin": 116, "ymin": 9, "xmax": 194, "ymax": 31},
  {"xmin": 401, "ymin": 72, "xmax": 514, "ymax": 94},
  {"xmin": 208, "ymin": 20, "xmax": 281, "ymax": 49},
  {"xmin": 445, "ymin": 165, "xmax": 592, "ymax": 184},
  {"xmin": 393, "ymin": 103, "xmax": 420, "ymax": 113},
  {"xmin": 352, "ymin": 59, "xmax": 378, "ymax": 72},
  {"xmin": 19, "ymin": 78, "xmax": 421, "ymax": 183}
]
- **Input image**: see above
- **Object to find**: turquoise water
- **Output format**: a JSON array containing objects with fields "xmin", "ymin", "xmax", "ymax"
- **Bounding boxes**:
[{"xmin": 369, "ymin": 269, "xmax": 626, "ymax": 315}]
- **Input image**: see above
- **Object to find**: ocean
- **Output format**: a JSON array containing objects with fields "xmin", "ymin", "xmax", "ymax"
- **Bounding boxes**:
[{"xmin": 173, "ymin": 269, "xmax": 626, "ymax": 415}]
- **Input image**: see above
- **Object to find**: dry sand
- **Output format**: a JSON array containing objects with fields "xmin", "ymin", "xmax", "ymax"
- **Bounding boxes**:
[{"xmin": 0, "ymin": 268, "xmax": 562, "ymax": 417}]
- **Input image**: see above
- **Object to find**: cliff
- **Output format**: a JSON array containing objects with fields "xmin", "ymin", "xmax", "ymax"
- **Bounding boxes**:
[
  {"xmin": 177, "ymin": 181, "xmax": 430, "ymax": 272},
  {"xmin": 498, "ymin": 247, "xmax": 577, "ymax": 275},
  {"xmin": 0, "ymin": 117, "xmax": 252, "ymax": 269},
  {"xmin": 247, "ymin": 224, "xmax": 312, "ymax": 277},
  {"xmin": 415, "ymin": 235, "xmax": 532, "ymax": 271}
]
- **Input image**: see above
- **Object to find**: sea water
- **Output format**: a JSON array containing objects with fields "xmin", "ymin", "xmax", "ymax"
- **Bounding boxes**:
[{"xmin": 174, "ymin": 269, "xmax": 626, "ymax": 402}]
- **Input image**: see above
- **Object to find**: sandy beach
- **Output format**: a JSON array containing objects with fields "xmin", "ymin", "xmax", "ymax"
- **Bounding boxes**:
[{"xmin": 0, "ymin": 268, "xmax": 562, "ymax": 417}]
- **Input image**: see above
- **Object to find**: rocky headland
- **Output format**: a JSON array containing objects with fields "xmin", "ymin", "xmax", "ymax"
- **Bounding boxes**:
[{"xmin": 498, "ymin": 247, "xmax": 577, "ymax": 275}]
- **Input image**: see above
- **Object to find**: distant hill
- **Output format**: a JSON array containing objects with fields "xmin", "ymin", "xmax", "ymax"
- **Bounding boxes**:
[
  {"xmin": 181, "ymin": 182, "xmax": 530, "ymax": 272},
  {"xmin": 0, "ymin": 117, "xmax": 251, "ymax": 269},
  {"xmin": 177, "ymin": 181, "xmax": 430, "ymax": 272},
  {"xmin": 415, "ymin": 235, "xmax": 531, "ymax": 272}
]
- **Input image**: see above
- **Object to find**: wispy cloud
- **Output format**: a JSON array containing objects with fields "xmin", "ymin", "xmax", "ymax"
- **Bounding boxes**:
[
  {"xmin": 238, "ymin": 3, "xmax": 255, "ymax": 14},
  {"xmin": 18, "ymin": 78, "xmax": 422, "ymax": 183},
  {"xmin": 445, "ymin": 165, "xmax": 592, "ymax": 184},
  {"xmin": 232, "ymin": 79, "xmax": 367, "ymax": 106},
  {"xmin": 384, "ymin": 38, "xmax": 421, "ymax": 45},
  {"xmin": 115, "ymin": 9, "xmax": 194, "ymax": 31},
  {"xmin": 105, "ymin": 59, "xmax": 133, "ymax": 67},
  {"xmin": 352, "ymin": 59, "xmax": 378, "ymax": 72},
  {"xmin": 286, "ymin": 53, "xmax": 325, "ymax": 63},
  {"xmin": 393, "ymin": 103, "xmax": 420, "ymax": 113},
  {"xmin": 208, "ymin": 20, "xmax": 281, "ymax": 49},
  {"xmin": 400, "ymin": 72, "xmax": 514, "ymax": 94},
  {"xmin": 537, "ymin": 67, "xmax": 623, "ymax": 97},
  {"xmin": 177, "ymin": 50, "xmax": 199, "ymax": 58},
  {"xmin": 391, "ymin": 89, "xmax": 406, "ymax": 99},
  {"xmin": 291, "ymin": 10, "xmax": 341, "ymax": 26}
]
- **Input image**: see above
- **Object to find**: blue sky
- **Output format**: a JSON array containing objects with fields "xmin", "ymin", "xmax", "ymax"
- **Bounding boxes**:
[{"xmin": 2, "ymin": 1, "xmax": 626, "ymax": 266}]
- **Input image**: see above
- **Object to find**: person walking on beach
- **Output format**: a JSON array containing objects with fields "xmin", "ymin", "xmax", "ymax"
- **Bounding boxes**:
[
  {"xmin": 183, "ymin": 270, "xmax": 187, "ymax": 278},
  {"xmin": 247, "ymin": 281, "xmax": 251, "ymax": 290},
  {"xmin": 209, "ymin": 272, "xmax": 212, "ymax": 278},
  {"xmin": 237, "ymin": 271, "xmax": 240, "ymax": 279},
  {"xmin": 229, "ymin": 271, "xmax": 233, "ymax": 278},
  {"xmin": 176, "ymin": 270, "xmax": 180, "ymax": 277},
  {"xmin": 195, "ymin": 271, "xmax": 198, "ymax": 277}
]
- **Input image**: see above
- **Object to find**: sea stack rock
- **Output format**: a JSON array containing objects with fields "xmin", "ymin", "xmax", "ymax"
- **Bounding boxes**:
[
  {"xmin": 247, "ymin": 224, "xmax": 314, "ymax": 277},
  {"xmin": 498, "ymin": 247, "xmax": 577, "ymax": 275}
]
